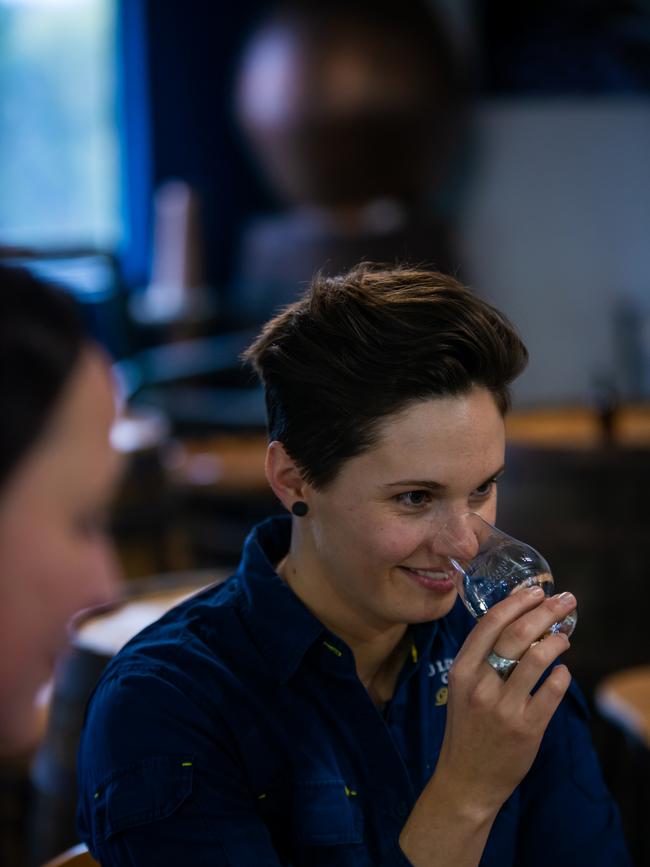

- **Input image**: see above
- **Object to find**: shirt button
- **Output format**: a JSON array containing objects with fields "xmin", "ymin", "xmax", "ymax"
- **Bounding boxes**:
[{"xmin": 393, "ymin": 801, "xmax": 409, "ymax": 820}]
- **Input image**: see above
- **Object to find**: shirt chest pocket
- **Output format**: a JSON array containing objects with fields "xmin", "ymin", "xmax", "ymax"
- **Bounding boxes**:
[{"xmin": 291, "ymin": 779, "xmax": 364, "ymax": 847}]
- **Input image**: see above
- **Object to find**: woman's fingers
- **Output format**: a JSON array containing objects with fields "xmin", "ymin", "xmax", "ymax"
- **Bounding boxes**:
[
  {"xmin": 491, "ymin": 592, "xmax": 576, "ymax": 662},
  {"xmin": 456, "ymin": 586, "xmax": 573, "ymax": 671},
  {"xmin": 453, "ymin": 589, "xmax": 577, "ymax": 718},
  {"xmin": 441, "ymin": 590, "xmax": 577, "ymax": 815},
  {"xmin": 524, "ymin": 663, "xmax": 572, "ymax": 725},
  {"xmin": 499, "ymin": 632, "xmax": 572, "ymax": 708},
  {"xmin": 457, "ymin": 586, "xmax": 545, "ymax": 664}
]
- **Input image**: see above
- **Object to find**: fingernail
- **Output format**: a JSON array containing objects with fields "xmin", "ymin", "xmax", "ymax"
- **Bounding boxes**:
[
  {"xmin": 556, "ymin": 592, "xmax": 576, "ymax": 605},
  {"xmin": 528, "ymin": 586, "xmax": 545, "ymax": 597}
]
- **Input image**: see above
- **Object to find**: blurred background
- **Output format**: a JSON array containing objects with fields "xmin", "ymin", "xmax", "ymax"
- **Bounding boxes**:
[{"xmin": 0, "ymin": 0, "xmax": 649, "ymax": 864}]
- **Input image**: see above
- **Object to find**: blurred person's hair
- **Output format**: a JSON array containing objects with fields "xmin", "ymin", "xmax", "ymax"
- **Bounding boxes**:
[
  {"xmin": 0, "ymin": 265, "xmax": 84, "ymax": 491},
  {"xmin": 244, "ymin": 263, "xmax": 528, "ymax": 490}
]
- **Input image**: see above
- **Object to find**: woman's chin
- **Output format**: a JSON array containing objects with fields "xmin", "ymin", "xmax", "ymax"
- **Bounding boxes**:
[{"xmin": 401, "ymin": 589, "xmax": 459, "ymax": 625}]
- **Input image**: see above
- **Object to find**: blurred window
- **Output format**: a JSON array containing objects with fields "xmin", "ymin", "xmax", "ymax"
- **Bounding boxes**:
[{"xmin": 0, "ymin": 0, "xmax": 121, "ymax": 250}]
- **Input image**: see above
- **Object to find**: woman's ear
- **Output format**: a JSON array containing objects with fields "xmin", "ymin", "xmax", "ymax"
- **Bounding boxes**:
[{"xmin": 265, "ymin": 441, "xmax": 309, "ymax": 512}]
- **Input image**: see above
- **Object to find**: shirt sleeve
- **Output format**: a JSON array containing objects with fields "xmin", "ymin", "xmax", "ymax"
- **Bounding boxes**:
[
  {"xmin": 77, "ymin": 668, "xmax": 286, "ymax": 867},
  {"xmin": 514, "ymin": 678, "xmax": 633, "ymax": 867}
]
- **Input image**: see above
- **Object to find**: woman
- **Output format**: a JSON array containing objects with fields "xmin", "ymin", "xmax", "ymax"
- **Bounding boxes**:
[
  {"xmin": 0, "ymin": 265, "xmax": 122, "ymax": 755},
  {"xmin": 77, "ymin": 264, "xmax": 630, "ymax": 866}
]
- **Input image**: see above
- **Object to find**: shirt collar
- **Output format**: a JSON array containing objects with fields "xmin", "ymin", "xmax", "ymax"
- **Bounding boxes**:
[
  {"xmin": 235, "ymin": 515, "xmax": 326, "ymax": 683},
  {"xmin": 234, "ymin": 515, "xmax": 446, "ymax": 683}
]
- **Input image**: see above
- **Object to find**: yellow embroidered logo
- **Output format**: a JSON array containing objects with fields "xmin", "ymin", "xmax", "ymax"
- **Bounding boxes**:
[{"xmin": 435, "ymin": 686, "xmax": 448, "ymax": 707}]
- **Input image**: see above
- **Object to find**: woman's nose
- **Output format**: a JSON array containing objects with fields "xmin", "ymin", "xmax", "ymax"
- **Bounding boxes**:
[{"xmin": 432, "ymin": 512, "xmax": 481, "ymax": 562}]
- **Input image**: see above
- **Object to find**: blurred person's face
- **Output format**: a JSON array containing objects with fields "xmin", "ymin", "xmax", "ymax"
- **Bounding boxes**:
[{"xmin": 0, "ymin": 347, "xmax": 123, "ymax": 754}]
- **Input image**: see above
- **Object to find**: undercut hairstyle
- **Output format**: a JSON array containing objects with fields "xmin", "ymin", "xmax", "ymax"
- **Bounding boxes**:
[
  {"xmin": 0, "ymin": 264, "xmax": 84, "ymax": 492},
  {"xmin": 243, "ymin": 263, "xmax": 528, "ymax": 490}
]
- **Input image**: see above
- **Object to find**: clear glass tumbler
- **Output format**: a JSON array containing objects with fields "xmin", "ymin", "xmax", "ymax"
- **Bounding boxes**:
[{"xmin": 436, "ymin": 512, "xmax": 577, "ymax": 637}]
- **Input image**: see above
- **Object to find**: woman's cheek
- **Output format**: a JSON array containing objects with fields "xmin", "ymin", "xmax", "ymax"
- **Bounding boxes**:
[{"xmin": 373, "ymin": 525, "xmax": 420, "ymax": 563}]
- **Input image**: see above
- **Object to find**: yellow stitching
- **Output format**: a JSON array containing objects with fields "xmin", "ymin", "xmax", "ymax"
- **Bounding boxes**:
[
  {"xmin": 181, "ymin": 762, "xmax": 193, "ymax": 767},
  {"xmin": 345, "ymin": 785, "xmax": 358, "ymax": 797},
  {"xmin": 411, "ymin": 643, "xmax": 418, "ymax": 663},
  {"xmin": 258, "ymin": 793, "xmax": 267, "ymax": 800},
  {"xmin": 323, "ymin": 641, "xmax": 342, "ymax": 657}
]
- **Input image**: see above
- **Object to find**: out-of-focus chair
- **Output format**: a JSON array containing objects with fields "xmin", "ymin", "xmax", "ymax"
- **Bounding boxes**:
[{"xmin": 41, "ymin": 842, "xmax": 98, "ymax": 867}]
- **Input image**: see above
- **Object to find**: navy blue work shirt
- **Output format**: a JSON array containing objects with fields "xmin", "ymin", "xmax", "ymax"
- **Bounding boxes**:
[{"xmin": 77, "ymin": 516, "xmax": 631, "ymax": 866}]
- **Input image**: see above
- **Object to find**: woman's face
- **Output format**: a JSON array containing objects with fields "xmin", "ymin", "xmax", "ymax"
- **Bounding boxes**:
[
  {"xmin": 0, "ymin": 347, "xmax": 123, "ymax": 754},
  {"xmin": 302, "ymin": 387, "xmax": 505, "ymax": 636}
]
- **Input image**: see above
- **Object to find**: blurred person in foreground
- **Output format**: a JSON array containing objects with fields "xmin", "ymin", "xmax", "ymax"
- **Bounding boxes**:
[
  {"xmin": 77, "ymin": 264, "xmax": 631, "ymax": 866},
  {"xmin": 0, "ymin": 265, "xmax": 122, "ymax": 756}
]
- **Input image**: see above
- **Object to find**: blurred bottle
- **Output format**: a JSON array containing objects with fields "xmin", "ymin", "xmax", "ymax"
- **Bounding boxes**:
[
  {"xmin": 612, "ymin": 296, "xmax": 649, "ymax": 400},
  {"xmin": 131, "ymin": 180, "xmax": 215, "ymax": 330}
]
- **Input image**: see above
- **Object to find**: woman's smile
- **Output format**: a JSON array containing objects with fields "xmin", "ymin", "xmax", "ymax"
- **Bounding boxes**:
[{"xmin": 399, "ymin": 564, "xmax": 457, "ymax": 593}]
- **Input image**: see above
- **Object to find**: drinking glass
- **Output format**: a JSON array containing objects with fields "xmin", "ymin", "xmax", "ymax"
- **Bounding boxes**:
[{"xmin": 436, "ymin": 512, "xmax": 577, "ymax": 637}]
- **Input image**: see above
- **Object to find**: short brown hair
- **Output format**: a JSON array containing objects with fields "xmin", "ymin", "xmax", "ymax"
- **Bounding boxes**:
[{"xmin": 243, "ymin": 263, "xmax": 528, "ymax": 489}]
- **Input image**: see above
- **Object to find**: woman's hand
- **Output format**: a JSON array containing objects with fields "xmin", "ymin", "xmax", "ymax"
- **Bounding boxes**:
[
  {"xmin": 399, "ymin": 586, "xmax": 575, "ymax": 867},
  {"xmin": 436, "ymin": 585, "xmax": 575, "ymax": 813}
]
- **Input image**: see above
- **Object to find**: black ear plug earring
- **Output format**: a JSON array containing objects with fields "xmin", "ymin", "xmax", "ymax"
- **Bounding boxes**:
[{"xmin": 291, "ymin": 501, "xmax": 309, "ymax": 517}]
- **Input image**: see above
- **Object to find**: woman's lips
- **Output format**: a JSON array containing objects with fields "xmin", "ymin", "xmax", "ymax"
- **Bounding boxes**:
[{"xmin": 400, "ymin": 565, "xmax": 456, "ymax": 593}]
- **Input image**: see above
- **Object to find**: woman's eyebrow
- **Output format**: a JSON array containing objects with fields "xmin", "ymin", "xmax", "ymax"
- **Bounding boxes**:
[
  {"xmin": 384, "ymin": 479, "xmax": 446, "ymax": 491},
  {"xmin": 383, "ymin": 466, "xmax": 506, "ymax": 492}
]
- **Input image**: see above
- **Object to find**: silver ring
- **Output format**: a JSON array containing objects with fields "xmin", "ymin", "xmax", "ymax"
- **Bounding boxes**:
[{"xmin": 485, "ymin": 650, "xmax": 519, "ymax": 680}]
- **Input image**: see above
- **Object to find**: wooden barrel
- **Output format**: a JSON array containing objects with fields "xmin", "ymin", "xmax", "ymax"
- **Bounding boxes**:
[{"xmin": 29, "ymin": 570, "xmax": 228, "ymax": 866}]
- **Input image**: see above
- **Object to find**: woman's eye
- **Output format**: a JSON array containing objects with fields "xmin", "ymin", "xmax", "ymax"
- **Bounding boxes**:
[
  {"xmin": 396, "ymin": 490, "xmax": 431, "ymax": 508},
  {"xmin": 471, "ymin": 479, "xmax": 497, "ymax": 498}
]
